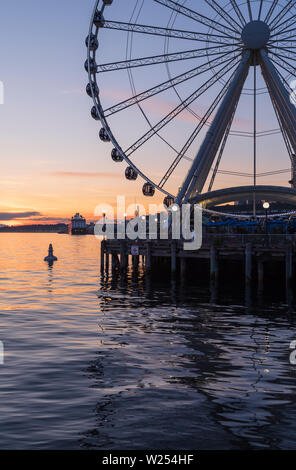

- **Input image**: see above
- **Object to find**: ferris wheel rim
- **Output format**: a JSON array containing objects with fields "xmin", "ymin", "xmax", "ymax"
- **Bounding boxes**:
[{"xmin": 86, "ymin": 0, "xmax": 296, "ymax": 202}]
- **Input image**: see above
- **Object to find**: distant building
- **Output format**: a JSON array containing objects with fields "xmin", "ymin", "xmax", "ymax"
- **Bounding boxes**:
[{"xmin": 71, "ymin": 213, "xmax": 87, "ymax": 235}]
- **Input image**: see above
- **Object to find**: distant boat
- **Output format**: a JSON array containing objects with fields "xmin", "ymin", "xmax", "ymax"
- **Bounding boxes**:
[{"xmin": 71, "ymin": 213, "xmax": 87, "ymax": 235}]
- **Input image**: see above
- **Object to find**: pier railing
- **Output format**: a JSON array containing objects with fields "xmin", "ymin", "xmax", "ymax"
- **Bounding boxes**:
[
  {"xmin": 103, "ymin": 233, "xmax": 296, "ymax": 250},
  {"xmin": 203, "ymin": 233, "xmax": 296, "ymax": 247}
]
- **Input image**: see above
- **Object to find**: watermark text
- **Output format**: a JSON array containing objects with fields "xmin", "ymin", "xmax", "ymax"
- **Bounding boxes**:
[
  {"xmin": 0, "ymin": 341, "xmax": 4, "ymax": 365},
  {"xmin": 94, "ymin": 196, "xmax": 202, "ymax": 251}
]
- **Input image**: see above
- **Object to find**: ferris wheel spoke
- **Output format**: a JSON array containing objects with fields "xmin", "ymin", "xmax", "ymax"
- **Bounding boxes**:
[
  {"xmin": 270, "ymin": 51, "xmax": 296, "ymax": 71},
  {"xmin": 270, "ymin": 45, "xmax": 296, "ymax": 58},
  {"xmin": 159, "ymin": 95, "xmax": 222, "ymax": 187},
  {"xmin": 100, "ymin": 20, "xmax": 237, "ymax": 44},
  {"xmin": 203, "ymin": 0, "xmax": 241, "ymax": 33},
  {"xmin": 124, "ymin": 56, "xmax": 240, "ymax": 157},
  {"xmin": 270, "ymin": 92, "xmax": 295, "ymax": 165},
  {"xmin": 97, "ymin": 45, "xmax": 241, "ymax": 73},
  {"xmin": 269, "ymin": 38, "xmax": 296, "ymax": 46},
  {"xmin": 258, "ymin": 0, "xmax": 264, "ymax": 20},
  {"xmin": 269, "ymin": 34, "xmax": 296, "ymax": 45},
  {"xmin": 270, "ymin": 15, "xmax": 296, "ymax": 36},
  {"xmin": 229, "ymin": 0, "xmax": 247, "ymax": 26},
  {"xmin": 264, "ymin": 0, "xmax": 279, "ymax": 24},
  {"xmin": 271, "ymin": 45, "xmax": 296, "ymax": 52},
  {"xmin": 270, "ymin": 27, "xmax": 296, "ymax": 40},
  {"xmin": 104, "ymin": 51, "xmax": 241, "ymax": 117},
  {"xmin": 159, "ymin": 68, "xmax": 238, "ymax": 188},
  {"xmin": 153, "ymin": 0, "xmax": 239, "ymax": 38},
  {"xmin": 277, "ymin": 51, "xmax": 296, "ymax": 63},
  {"xmin": 269, "ymin": 0, "xmax": 295, "ymax": 30},
  {"xmin": 268, "ymin": 55, "xmax": 296, "ymax": 88},
  {"xmin": 246, "ymin": 1, "xmax": 253, "ymax": 21}
]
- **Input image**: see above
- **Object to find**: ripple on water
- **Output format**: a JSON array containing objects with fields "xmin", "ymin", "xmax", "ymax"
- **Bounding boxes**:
[{"xmin": 0, "ymin": 234, "xmax": 296, "ymax": 449}]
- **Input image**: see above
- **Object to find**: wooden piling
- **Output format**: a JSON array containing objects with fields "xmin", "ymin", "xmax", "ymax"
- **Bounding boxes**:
[
  {"xmin": 257, "ymin": 260, "xmax": 264, "ymax": 291},
  {"xmin": 132, "ymin": 255, "xmax": 139, "ymax": 270},
  {"xmin": 171, "ymin": 241, "xmax": 177, "ymax": 276},
  {"xmin": 210, "ymin": 246, "xmax": 218, "ymax": 283},
  {"xmin": 180, "ymin": 257, "xmax": 186, "ymax": 278},
  {"xmin": 120, "ymin": 241, "xmax": 127, "ymax": 272},
  {"xmin": 146, "ymin": 241, "xmax": 152, "ymax": 274},
  {"xmin": 112, "ymin": 253, "xmax": 119, "ymax": 272},
  {"xmin": 100, "ymin": 240, "xmax": 105, "ymax": 272},
  {"xmin": 105, "ymin": 252, "xmax": 109, "ymax": 274},
  {"xmin": 286, "ymin": 243, "xmax": 293, "ymax": 290},
  {"xmin": 245, "ymin": 243, "xmax": 253, "ymax": 286}
]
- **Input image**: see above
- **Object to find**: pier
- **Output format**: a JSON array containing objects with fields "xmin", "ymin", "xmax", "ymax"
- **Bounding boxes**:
[{"xmin": 101, "ymin": 234, "xmax": 296, "ymax": 293}]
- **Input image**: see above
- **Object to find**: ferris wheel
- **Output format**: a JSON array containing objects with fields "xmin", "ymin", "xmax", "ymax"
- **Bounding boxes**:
[{"xmin": 85, "ymin": 0, "xmax": 296, "ymax": 210}]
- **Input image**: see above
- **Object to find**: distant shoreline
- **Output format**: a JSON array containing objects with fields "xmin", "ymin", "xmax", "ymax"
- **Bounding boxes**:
[
  {"xmin": 0, "ymin": 230, "xmax": 68, "ymax": 233},
  {"xmin": 0, "ymin": 223, "xmax": 69, "ymax": 234}
]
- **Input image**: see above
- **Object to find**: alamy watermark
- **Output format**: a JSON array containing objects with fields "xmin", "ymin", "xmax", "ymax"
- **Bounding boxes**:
[
  {"xmin": 289, "ymin": 341, "xmax": 296, "ymax": 365},
  {"xmin": 94, "ymin": 196, "xmax": 203, "ymax": 251},
  {"xmin": 0, "ymin": 341, "xmax": 4, "ymax": 365}
]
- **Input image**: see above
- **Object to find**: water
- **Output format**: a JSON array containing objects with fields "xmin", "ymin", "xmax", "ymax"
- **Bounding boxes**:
[{"xmin": 0, "ymin": 233, "xmax": 296, "ymax": 450}]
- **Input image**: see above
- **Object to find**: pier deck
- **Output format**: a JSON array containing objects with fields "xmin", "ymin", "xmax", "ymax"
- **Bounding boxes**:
[{"xmin": 101, "ymin": 234, "xmax": 296, "ymax": 290}]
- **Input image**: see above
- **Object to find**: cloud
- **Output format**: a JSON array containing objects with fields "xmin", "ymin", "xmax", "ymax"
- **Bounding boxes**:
[
  {"xmin": 28, "ymin": 216, "xmax": 69, "ymax": 222},
  {"xmin": 0, "ymin": 212, "xmax": 70, "ymax": 224},
  {"xmin": 50, "ymin": 171, "xmax": 122, "ymax": 178},
  {"xmin": 0, "ymin": 211, "xmax": 41, "ymax": 221}
]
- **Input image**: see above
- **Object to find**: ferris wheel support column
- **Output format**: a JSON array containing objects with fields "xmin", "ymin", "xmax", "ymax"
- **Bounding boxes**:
[
  {"xmin": 260, "ymin": 49, "xmax": 296, "ymax": 155},
  {"xmin": 174, "ymin": 51, "xmax": 250, "ymax": 207}
]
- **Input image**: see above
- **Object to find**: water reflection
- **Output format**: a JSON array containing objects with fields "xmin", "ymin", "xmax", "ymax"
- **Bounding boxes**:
[
  {"xmin": 1, "ymin": 234, "xmax": 296, "ymax": 450},
  {"xmin": 88, "ymin": 266, "xmax": 296, "ymax": 450},
  {"xmin": 46, "ymin": 263, "xmax": 54, "ymax": 293}
]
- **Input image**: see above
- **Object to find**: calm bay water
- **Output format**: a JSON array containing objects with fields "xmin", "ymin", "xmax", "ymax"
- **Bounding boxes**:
[{"xmin": 0, "ymin": 233, "xmax": 296, "ymax": 449}]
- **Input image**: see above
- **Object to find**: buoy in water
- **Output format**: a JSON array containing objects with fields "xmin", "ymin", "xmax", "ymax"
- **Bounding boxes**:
[{"xmin": 44, "ymin": 244, "xmax": 58, "ymax": 262}]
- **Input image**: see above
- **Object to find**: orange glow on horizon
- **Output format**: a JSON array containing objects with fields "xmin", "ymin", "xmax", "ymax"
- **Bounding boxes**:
[{"xmin": 1, "ymin": 168, "xmax": 290, "ymax": 225}]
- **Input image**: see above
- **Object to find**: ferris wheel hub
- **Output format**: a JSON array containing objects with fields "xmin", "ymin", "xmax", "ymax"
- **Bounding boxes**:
[{"xmin": 241, "ymin": 20, "xmax": 270, "ymax": 50}]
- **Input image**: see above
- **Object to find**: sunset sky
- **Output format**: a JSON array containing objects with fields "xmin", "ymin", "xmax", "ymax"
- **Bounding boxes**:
[{"xmin": 0, "ymin": 0, "xmax": 293, "ymax": 225}]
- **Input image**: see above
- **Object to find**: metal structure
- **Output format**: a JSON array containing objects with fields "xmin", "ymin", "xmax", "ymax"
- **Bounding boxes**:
[
  {"xmin": 86, "ymin": 0, "xmax": 296, "ymax": 210},
  {"xmin": 191, "ymin": 185, "xmax": 296, "ymax": 207}
]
